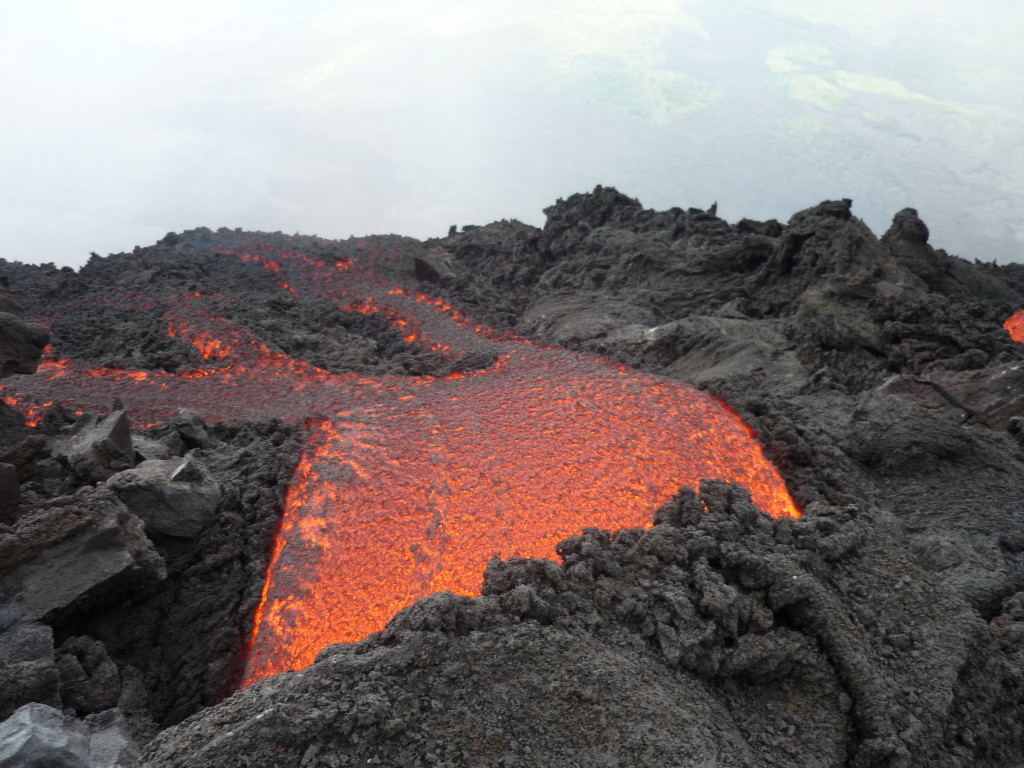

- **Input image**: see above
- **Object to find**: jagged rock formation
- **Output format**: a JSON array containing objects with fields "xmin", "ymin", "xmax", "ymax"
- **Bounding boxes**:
[{"xmin": 1, "ymin": 188, "xmax": 1024, "ymax": 766}]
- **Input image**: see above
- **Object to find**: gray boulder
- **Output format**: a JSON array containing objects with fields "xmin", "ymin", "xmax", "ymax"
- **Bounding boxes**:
[
  {"xmin": 0, "ymin": 312, "xmax": 49, "ymax": 379},
  {"xmin": 1, "ymin": 435, "xmax": 48, "ymax": 484},
  {"xmin": 0, "ymin": 622, "xmax": 60, "ymax": 721},
  {"xmin": 49, "ymin": 412, "xmax": 135, "ymax": 482},
  {"xmin": 107, "ymin": 456, "xmax": 221, "ymax": 539},
  {"xmin": 0, "ymin": 703, "xmax": 139, "ymax": 768},
  {"xmin": 0, "ymin": 488, "xmax": 165, "ymax": 623},
  {"xmin": 601, "ymin": 315, "xmax": 805, "ymax": 390}
]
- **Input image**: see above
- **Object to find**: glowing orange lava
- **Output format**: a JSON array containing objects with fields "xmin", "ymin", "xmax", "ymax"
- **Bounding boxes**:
[
  {"xmin": 1, "ymin": 239, "xmax": 799, "ymax": 690},
  {"xmin": 1005, "ymin": 309, "xmax": 1024, "ymax": 343}
]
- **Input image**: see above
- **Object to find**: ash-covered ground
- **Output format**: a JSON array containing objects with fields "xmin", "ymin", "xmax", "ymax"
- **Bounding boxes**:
[{"xmin": 1, "ymin": 187, "xmax": 1023, "ymax": 767}]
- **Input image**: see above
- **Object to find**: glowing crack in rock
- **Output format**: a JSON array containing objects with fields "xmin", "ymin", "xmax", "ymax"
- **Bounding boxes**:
[{"xmin": 2, "ymin": 239, "xmax": 799, "ymax": 688}]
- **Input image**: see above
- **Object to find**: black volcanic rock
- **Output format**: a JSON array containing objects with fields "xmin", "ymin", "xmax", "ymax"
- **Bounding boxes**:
[{"xmin": 69, "ymin": 418, "xmax": 301, "ymax": 730}]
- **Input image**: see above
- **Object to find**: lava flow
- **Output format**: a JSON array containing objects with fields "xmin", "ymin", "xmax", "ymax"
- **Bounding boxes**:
[{"xmin": 2, "ymin": 240, "xmax": 799, "ymax": 688}]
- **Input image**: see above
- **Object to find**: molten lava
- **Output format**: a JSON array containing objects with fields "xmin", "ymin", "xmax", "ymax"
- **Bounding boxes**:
[
  {"xmin": 2, "ymin": 238, "xmax": 799, "ymax": 689},
  {"xmin": 1005, "ymin": 309, "xmax": 1024, "ymax": 343}
]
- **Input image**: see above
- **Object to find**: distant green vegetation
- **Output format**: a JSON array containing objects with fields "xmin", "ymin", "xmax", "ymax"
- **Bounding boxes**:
[{"xmin": 534, "ymin": 65, "xmax": 719, "ymax": 123}]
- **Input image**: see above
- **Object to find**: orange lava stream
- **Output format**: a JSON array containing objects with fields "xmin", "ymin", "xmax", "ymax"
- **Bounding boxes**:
[
  {"xmin": 1005, "ymin": 309, "xmax": 1024, "ymax": 343},
  {"xmin": 0, "ymin": 239, "xmax": 800, "ymax": 692},
  {"xmin": 242, "ymin": 348, "xmax": 797, "ymax": 685}
]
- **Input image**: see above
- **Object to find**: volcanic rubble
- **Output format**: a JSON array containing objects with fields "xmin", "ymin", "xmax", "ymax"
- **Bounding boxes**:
[{"xmin": 1, "ymin": 188, "xmax": 1024, "ymax": 767}]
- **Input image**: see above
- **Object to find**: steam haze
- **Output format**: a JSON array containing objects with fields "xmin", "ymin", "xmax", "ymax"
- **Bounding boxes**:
[{"xmin": 3, "ymin": 0, "xmax": 1022, "ymax": 267}]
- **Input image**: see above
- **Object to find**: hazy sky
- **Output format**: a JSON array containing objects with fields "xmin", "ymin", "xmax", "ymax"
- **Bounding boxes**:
[{"xmin": 3, "ymin": 0, "xmax": 1022, "ymax": 267}]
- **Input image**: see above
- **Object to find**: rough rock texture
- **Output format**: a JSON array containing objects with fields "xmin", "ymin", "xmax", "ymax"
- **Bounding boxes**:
[
  {"xmin": 0, "ymin": 277, "xmax": 25, "ymax": 315},
  {"xmin": 0, "ymin": 487, "xmax": 165, "ymax": 623},
  {"xmin": 2, "ymin": 188, "xmax": 1024, "ymax": 766}
]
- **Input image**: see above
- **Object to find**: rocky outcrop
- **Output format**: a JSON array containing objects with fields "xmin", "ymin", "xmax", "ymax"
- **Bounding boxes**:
[
  {"xmin": 0, "ymin": 414, "xmax": 299, "ymax": 738},
  {"xmin": 413, "ymin": 248, "xmax": 463, "ymax": 285},
  {"xmin": 74, "ymin": 419, "xmax": 300, "ymax": 729}
]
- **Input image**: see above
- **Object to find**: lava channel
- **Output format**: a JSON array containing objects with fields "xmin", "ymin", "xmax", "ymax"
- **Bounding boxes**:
[{"xmin": 2, "ymin": 241, "xmax": 800, "ymax": 688}]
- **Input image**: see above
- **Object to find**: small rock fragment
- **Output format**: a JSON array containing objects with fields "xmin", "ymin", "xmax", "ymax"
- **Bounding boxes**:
[{"xmin": 172, "ymin": 409, "xmax": 210, "ymax": 449}]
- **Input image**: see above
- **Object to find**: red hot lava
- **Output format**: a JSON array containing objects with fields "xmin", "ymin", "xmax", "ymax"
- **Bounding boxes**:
[{"xmin": 2, "ymin": 241, "xmax": 799, "ymax": 688}]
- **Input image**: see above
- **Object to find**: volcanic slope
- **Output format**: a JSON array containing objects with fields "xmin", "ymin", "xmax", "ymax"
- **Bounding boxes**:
[{"xmin": 1, "ymin": 188, "xmax": 1023, "ymax": 767}]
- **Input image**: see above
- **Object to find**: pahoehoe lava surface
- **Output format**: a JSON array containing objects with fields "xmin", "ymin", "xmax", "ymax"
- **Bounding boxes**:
[{"xmin": 1, "ymin": 187, "xmax": 1024, "ymax": 767}]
